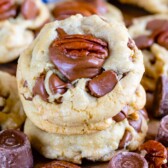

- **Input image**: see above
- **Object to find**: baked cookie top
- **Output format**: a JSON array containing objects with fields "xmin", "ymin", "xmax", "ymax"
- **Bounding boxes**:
[
  {"xmin": 17, "ymin": 14, "xmax": 144, "ymax": 133},
  {"xmin": 0, "ymin": 71, "xmax": 25, "ymax": 130}
]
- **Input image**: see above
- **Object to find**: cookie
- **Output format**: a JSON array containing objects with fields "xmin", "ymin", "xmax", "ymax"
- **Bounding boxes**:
[
  {"xmin": 119, "ymin": 0, "xmax": 168, "ymax": 13},
  {"xmin": 48, "ymin": 0, "xmax": 123, "ymax": 22},
  {"xmin": 0, "ymin": 0, "xmax": 50, "ymax": 63},
  {"xmin": 24, "ymin": 110, "xmax": 148, "ymax": 164},
  {"xmin": 17, "ymin": 14, "xmax": 144, "ymax": 134},
  {"xmin": 0, "ymin": 71, "xmax": 25, "ymax": 130},
  {"xmin": 128, "ymin": 15, "xmax": 168, "ymax": 92}
]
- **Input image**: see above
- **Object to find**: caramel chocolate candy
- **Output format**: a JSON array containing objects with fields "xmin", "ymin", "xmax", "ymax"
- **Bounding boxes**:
[
  {"xmin": 39, "ymin": 160, "xmax": 81, "ymax": 168},
  {"xmin": 134, "ymin": 35, "xmax": 154, "ymax": 49},
  {"xmin": 118, "ymin": 130, "xmax": 132, "ymax": 149},
  {"xmin": 21, "ymin": 0, "xmax": 39, "ymax": 20},
  {"xmin": 49, "ymin": 28, "xmax": 108, "ymax": 81},
  {"xmin": 153, "ymin": 75, "xmax": 168, "ymax": 118},
  {"xmin": 52, "ymin": 1, "xmax": 97, "ymax": 20},
  {"xmin": 0, "ymin": 0, "xmax": 17, "ymax": 20},
  {"xmin": 0, "ymin": 129, "xmax": 33, "ymax": 168},
  {"xmin": 128, "ymin": 112, "xmax": 142, "ymax": 132},
  {"xmin": 108, "ymin": 152, "xmax": 148, "ymax": 168},
  {"xmin": 156, "ymin": 115, "xmax": 168, "ymax": 147},
  {"xmin": 33, "ymin": 75, "xmax": 48, "ymax": 101},
  {"xmin": 49, "ymin": 73, "xmax": 70, "ymax": 94},
  {"xmin": 113, "ymin": 106, "xmax": 128, "ymax": 122},
  {"xmin": 88, "ymin": 70, "xmax": 118, "ymax": 98}
]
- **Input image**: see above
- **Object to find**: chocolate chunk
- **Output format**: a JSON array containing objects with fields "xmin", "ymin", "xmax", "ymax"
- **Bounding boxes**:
[
  {"xmin": 113, "ymin": 106, "xmax": 128, "ymax": 122},
  {"xmin": 118, "ymin": 130, "xmax": 132, "ymax": 149},
  {"xmin": 33, "ymin": 75, "xmax": 48, "ymax": 101},
  {"xmin": 128, "ymin": 112, "xmax": 142, "ymax": 132},
  {"xmin": 0, "ymin": 129, "xmax": 33, "ymax": 168},
  {"xmin": 157, "ymin": 31, "xmax": 168, "ymax": 49},
  {"xmin": 134, "ymin": 35, "xmax": 154, "ymax": 49},
  {"xmin": 88, "ymin": 70, "xmax": 118, "ymax": 98},
  {"xmin": 139, "ymin": 109, "xmax": 149, "ymax": 120},
  {"xmin": 49, "ymin": 74, "xmax": 70, "ymax": 94},
  {"xmin": 156, "ymin": 115, "xmax": 168, "ymax": 147},
  {"xmin": 21, "ymin": 0, "xmax": 39, "ymax": 20},
  {"xmin": 127, "ymin": 38, "xmax": 135, "ymax": 50},
  {"xmin": 146, "ymin": 19, "xmax": 168, "ymax": 31},
  {"xmin": 153, "ymin": 75, "xmax": 168, "ymax": 118},
  {"xmin": 108, "ymin": 152, "xmax": 148, "ymax": 168},
  {"xmin": 49, "ymin": 28, "xmax": 108, "ymax": 81}
]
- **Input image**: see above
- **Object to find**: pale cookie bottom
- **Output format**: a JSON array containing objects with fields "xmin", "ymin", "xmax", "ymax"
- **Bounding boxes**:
[
  {"xmin": 24, "ymin": 113, "xmax": 148, "ymax": 164},
  {"xmin": 119, "ymin": 0, "xmax": 168, "ymax": 13},
  {"xmin": 0, "ymin": 71, "xmax": 25, "ymax": 130}
]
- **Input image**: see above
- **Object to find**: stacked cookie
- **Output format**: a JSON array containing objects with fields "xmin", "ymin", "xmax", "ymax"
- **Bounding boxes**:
[
  {"xmin": 128, "ymin": 15, "xmax": 168, "ymax": 117},
  {"xmin": 16, "ymin": 14, "xmax": 148, "ymax": 164}
]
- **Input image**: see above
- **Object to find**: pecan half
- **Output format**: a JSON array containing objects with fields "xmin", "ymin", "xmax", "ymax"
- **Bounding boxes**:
[
  {"xmin": 0, "ymin": 0, "xmax": 17, "ymax": 20},
  {"xmin": 52, "ymin": 1, "xmax": 98, "ymax": 20},
  {"xmin": 39, "ymin": 160, "xmax": 81, "ymax": 168},
  {"xmin": 49, "ymin": 28, "xmax": 108, "ymax": 81},
  {"xmin": 139, "ymin": 140, "xmax": 167, "ymax": 168},
  {"xmin": 21, "ymin": 0, "xmax": 39, "ymax": 20}
]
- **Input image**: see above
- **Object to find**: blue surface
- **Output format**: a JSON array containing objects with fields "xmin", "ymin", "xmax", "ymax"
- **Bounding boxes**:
[{"xmin": 42, "ymin": 0, "xmax": 60, "ymax": 3}]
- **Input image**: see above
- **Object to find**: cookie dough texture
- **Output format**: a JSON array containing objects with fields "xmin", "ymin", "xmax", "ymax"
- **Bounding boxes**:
[
  {"xmin": 119, "ymin": 0, "xmax": 168, "ymax": 13},
  {"xmin": 0, "ymin": 71, "xmax": 25, "ymax": 130},
  {"xmin": 128, "ymin": 15, "xmax": 168, "ymax": 91},
  {"xmin": 17, "ymin": 15, "xmax": 144, "ymax": 134},
  {"xmin": 24, "ymin": 113, "xmax": 148, "ymax": 164}
]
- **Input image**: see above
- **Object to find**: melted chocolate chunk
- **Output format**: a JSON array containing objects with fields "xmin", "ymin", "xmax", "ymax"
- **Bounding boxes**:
[
  {"xmin": 118, "ymin": 130, "xmax": 132, "ymax": 149},
  {"xmin": 49, "ymin": 28, "xmax": 108, "ymax": 82},
  {"xmin": 157, "ymin": 31, "xmax": 168, "ymax": 49},
  {"xmin": 52, "ymin": 1, "xmax": 98, "ymax": 20},
  {"xmin": 21, "ymin": 0, "xmax": 39, "ymax": 20},
  {"xmin": 108, "ymin": 152, "xmax": 148, "ymax": 168},
  {"xmin": 153, "ymin": 75, "xmax": 168, "ymax": 118},
  {"xmin": 33, "ymin": 75, "xmax": 48, "ymax": 101},
  {"xmin": 0, "ymin": 129, "xmax": 33, "ymax": 168},
  {"xmin": 0, "ymin": 0, "xmax": 17, "ymax": 20},
  {"xmin": 156, "ymin": 115, "xmax": 168, "ymax": 147},
  {"xmin": 134, "ymin": 35, "xmax": 154, "ymax": 49},
  {"xmin": 49, "ymin": 73, "xmax": 70, "ymax": 94},
  {"xmin": 88, "ymin": 70, "xmax": 118, "ymax": 98},
  {"xmin": 113, "ymin": 106, "xmax": 128, "ymax": 122},
  {"xmin": 139, "ymin": 109, "xmax": 149, "ymax": 120},
  {"xmin": 146, "ymin": 19, "xmax": 168, "ymax": 31},
  {"xmin": 128, "ymin": 112, "xmax": 142, "ymax": 132}
]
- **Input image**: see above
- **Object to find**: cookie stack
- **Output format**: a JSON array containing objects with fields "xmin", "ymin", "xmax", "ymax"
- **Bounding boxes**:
[{"xmin": 16, "ymin": 13, "xmax": 148, "ymax": 164}]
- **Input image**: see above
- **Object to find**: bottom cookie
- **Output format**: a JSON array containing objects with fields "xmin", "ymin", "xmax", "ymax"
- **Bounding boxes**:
[{"xmin": 24, "ymin": 111, "xmax": 148, "ymax": 164}]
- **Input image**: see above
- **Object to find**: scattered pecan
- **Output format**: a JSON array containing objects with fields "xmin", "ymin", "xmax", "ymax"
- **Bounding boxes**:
[
  {"xmin": 49, "ymin": 28, "xmax": 108, "ymax": 81},
  {"xmin": 139, "ymin": 140, "xmax": 167, "ymax": 168},
  {"xmin": 39, "ymin": 160, "xmax": 81, "ymax": 168},
  {"xmin": 0, "ymin": 0, "xmax": 17, "ymax": 20}
]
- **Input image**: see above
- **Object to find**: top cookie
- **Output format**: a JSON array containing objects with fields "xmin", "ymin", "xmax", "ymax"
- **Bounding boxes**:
[
  {"xmin": 119, "ymin": 0, "xmax": 168, "ymax": 13},
  {"xmin": 17, "ymin": 14, "xmax": 144, "ymax": 134}
]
